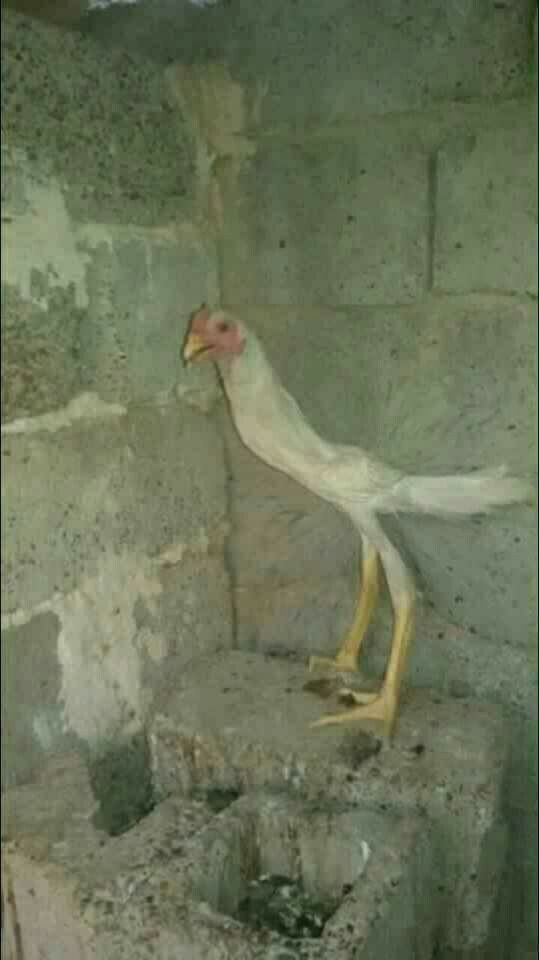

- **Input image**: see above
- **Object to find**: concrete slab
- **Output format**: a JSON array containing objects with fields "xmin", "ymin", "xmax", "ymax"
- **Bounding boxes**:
[
  {"xmin": 150, "ymin": 650, "xmax": 510, "ymax": 954},
  {"xmin": 219, "ymin": 135, "xmax": 428, "ymax": 306},
  {"xmin": 434, "ymin": 115, "xmax": 538, "ymax": 296},
  {"xmin": 79, "ymin": 226, "xmax": 219, "ymax": 408},
  {"xmin": 1, "ymin": 400, "xmax": 228, "ymax": 614}
]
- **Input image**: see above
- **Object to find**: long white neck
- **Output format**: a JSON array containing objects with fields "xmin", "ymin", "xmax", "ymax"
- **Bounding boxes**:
[
  {"xmin": 216, "ymin": 330, "xmax": 278, "ymax": 400},
  {"xmin": 214, "ymin": 328, "xmax": 334, "ymax": 485}
]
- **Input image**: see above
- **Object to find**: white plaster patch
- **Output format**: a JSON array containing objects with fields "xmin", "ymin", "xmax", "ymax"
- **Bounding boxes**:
[
  {"xmin": 0, "ymin": 530, "xmax": 220, "ymax": 632},
  {"xmin": 77, "ymin": 221, "xmax": 179, "ymax": 248},
  {"xmin": 53, "ymin": 550, "xmax": 163, "ymax": 744},
  {"xmin": 0, "ymin": 392, "xmax": 127, "ymax": 436},
  {"xmin": 1, "ymin": 158, "xmax": 90, "ymax": 309}
]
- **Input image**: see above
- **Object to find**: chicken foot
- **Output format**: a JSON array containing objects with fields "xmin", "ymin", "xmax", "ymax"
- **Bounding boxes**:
[
  {"xmin": 311, "ymin": 599, "xmax": 415, "ymax": 738},
  {"xmin": 310, "ymin": 517, "xmax": 416, "ymax": 738},
  {"xmin": 308, "ymin": 538, "xmax": 379, "ymax": 674}
]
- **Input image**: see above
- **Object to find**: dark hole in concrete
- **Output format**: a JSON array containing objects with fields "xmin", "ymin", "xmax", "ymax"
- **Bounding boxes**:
[
  {"xmin": 237, "ymin": 873, "xmax": 336, "ymax": 939},
  {"xmin": 194, "ymin": 786, "xmax": 242, "ymax": 814},
  {"xmin": 190, "ymin": 797, "xmax": 373, "ymax": 947},
  {"xmin": 87, "ymin": 731, "xmax": 156, "ymax": 837}
]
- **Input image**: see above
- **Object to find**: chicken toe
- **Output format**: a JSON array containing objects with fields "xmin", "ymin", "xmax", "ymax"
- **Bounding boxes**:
[{"xmin": 310, "ymin": 691, "xmax": 397, "ymax": 739}]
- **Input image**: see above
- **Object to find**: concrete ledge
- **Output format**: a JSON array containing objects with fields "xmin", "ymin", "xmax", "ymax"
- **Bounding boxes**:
[
  {"xmin": 1, "ymin": 752, "xmax": 438, "ymax": 960},
  {"xmin": 150, "ymin": 650, "xmax": 511, "ymax": 955}
]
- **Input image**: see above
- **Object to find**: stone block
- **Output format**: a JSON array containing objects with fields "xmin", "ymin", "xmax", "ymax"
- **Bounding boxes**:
[
  {"xmin": 1, "ymin": 547, "xmax": 233, "ymax": 787},
  {"xmin": 1, "ymin": 400, "xmax": 227, "ymax": 613},
  {"xmin": 1, "ymin": 612, "xmax": 67, "ymax": 789},
  {"xmin": 219, "ymin": 135, "xmax": 428, "ymax": 306},
  {"xmin": 0, "ymin": 283, "xmax": 84, "ymax": 423},
  {"xmin": 149, "ymin": 650, "xmax": 510, "ymax": 955},
  {"xmin": 1, "ymin": 8, "xmax": 194, "ymax": 225},
  {"xmin": 1, "ymin": 400, "xmax": 233, "ymax": 762},
  {"xmin": 84, "ymin": 0, "xmax": 534, "ymax": 125},
  {"xmin": 234, "ymin": 575, "xmax": 355, "ymax": 661},
  {"xmin": 79, "ymin": 224, "xmax": 219, "ymax": 407},
  {"xmin": 1, "ymin": 148, "xmax": 219, "ymax": 419},
  {"xmin": 1, "ymin": 751, "xmax": 438, "ymax": 960},
  {"xmin": 435, "ymin": 117, "xmax": 538, "ymax": 295}
]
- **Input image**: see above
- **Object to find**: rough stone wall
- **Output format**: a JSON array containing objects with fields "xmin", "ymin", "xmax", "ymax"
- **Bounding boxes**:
[
  {"xmin": 1, "ymin": 10, "xmax": 232, "ymax": 790},
  {"xmin": 1, "ymin": 2, "xmax": 537, "ymax": 957},
  {"xmin": 158, "ymin": 4, "xmax": 537, "ymax": 957}
]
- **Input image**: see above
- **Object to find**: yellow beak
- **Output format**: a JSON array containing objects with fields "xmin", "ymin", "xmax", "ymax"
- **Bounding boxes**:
[{"xmin": 182, "ymin": 332, "xmax": 207, "ymax": 365}]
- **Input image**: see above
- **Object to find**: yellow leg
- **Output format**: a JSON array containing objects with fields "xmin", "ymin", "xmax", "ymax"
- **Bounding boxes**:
[
  {"xmin": 309, "ymin": 540, "xmax": 380, "ymax": 674},
  {"xmin": 311, "ymin": 598, "xmax": 415, "ymax": 738}
]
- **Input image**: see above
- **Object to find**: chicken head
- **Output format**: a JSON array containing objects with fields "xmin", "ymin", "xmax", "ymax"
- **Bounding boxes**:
[{"xmin": 182, "ymin": 304, "xmax": 245, "ymax": 364}]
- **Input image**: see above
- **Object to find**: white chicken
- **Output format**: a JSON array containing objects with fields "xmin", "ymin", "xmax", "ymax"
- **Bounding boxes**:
[{"xmin": 183, "ymin": 305, "xmax": 532, "ymax": 736}]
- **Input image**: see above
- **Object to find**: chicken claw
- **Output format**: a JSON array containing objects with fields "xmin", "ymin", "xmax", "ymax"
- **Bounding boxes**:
[
  {"xmin": 311, "ymin": 601, "xmax": 414, "ymax": 739},
  {"xmin": 310, "ymin": 691, "xmax": 397, "ymax": 739},
  {"xmin": 308, "ymin": 653, "xmax": 359, "ymax": 674},
  {"xmin": 338, "ymin": 687, "xmax": 378, "ymax": 705}
]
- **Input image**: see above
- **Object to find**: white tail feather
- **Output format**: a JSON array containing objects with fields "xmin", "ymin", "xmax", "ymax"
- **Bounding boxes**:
[{"xmin": 389, "ymin": 466, "xmax": 534, "ymax": 517}]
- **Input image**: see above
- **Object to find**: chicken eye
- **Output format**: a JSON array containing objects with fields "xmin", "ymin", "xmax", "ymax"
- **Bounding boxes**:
[{"xmin": 216, "ymin": 321, "xmax": 230, "ymax": 333}]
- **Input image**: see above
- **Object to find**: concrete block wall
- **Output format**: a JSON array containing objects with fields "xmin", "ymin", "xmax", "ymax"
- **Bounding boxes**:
[
  {"xmin": 1, "ymin": 2, "xmax": 536, "ymax": 956},
  {"xmin": 1, "ymin": 10, "xmax": 233, "ymax": 791},
  {"xmin": 165, "ymin": 3, "xmax": 537, "ymax": 956}
]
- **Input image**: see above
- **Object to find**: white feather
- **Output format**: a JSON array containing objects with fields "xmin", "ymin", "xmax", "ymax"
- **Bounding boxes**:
[{"xmin": 388, "ymin": 467, "xmax": 534, "ymax": 516}]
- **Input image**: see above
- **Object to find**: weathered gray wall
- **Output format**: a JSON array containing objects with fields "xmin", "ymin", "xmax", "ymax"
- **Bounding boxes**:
[
  {"xmin": 1, "ymin": 1, "xmax": 537, "ymax": 957},
  {"xmin": 1, "ymin": 10, "xmax": 232, "ymax": 789}
]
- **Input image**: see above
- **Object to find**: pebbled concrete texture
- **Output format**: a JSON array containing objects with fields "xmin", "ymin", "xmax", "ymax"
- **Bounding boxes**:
[
  {"xmin": 82, "ymin": 0, "xmax": 535, "ymax": 126},
  {"xmin": 1, "ymin": 404, "xmax": 228, "ymax": 613},
  {"xmin": 1, "ymin": 402, "xmax": 232, "ymax": 784},
  {"xmin": 2, "ymin": 691, "xmax": 507, "ymax": 960},
  {"xmin": 1, "ymin": 9, "xmax": 228, "ymax": 790},
  {"xmin": 1, "ymin": 148, "xmax": 219, "ymax": 421},
  {"xmin": 2, "ymin": 8, "xmax": 194, "ymax": 226}
]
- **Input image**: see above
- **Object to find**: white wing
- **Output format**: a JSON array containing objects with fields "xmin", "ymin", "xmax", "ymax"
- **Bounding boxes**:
[{"xmin": 313, "ymin": 444, "xmax": 403, "ymax": 509}]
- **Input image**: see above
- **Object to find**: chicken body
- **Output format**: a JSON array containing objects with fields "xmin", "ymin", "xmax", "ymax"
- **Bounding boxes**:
[
  {"xmin": 220, "ymin": 329, "xmax": 402, "ymax": 514},
  {"xmin": 183, "ymin": 307, "xmax": 532, "ymax": 736}
]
